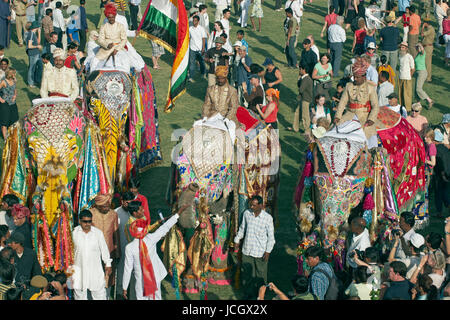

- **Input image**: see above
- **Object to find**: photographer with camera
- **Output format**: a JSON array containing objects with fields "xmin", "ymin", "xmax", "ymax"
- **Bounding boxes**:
[
  {"xmin": 388, "ymin": 231, "xmax": 426, "ymax": 280},
  {"xmin": 391, "ymin": 211, "xmax": 418, "ymax": 260},
  {"xmin": 346, "ymin": 217, "xmax": 371, "ymax": 279},
  {"xmin": 353, "ymin": 247, "xmax": 383, "ymax": 290}
]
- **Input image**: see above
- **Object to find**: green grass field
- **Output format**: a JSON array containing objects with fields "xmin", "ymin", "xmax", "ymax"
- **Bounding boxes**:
[{"xmin": 1, "ymin": 0, "xmax": 449, "ymax": 300}]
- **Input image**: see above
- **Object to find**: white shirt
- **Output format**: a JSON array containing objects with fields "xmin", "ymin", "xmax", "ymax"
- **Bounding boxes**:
[
  {"xmin": 189, "ymin": 25, "xmax": 207, "ymax": 51},
  {"xmin": 71, "ymin": 226, "xmax": 112, "ymax": 292},
  {"xmin": 214, "ymin": 0, "xmax": 230, "ymax": 7},
  {"xmin": 285, "ymin": 0, "xmax": 303, "ymax": 24},
  {"xmin": 387, "ymin": 104, "xmax": 407, "ymax": 118},
  {"xmin": 220, "ymin": 18, "xmax": 231, "ymax": 37},
  {"xmin": 0, "ymin": 210, "xmax": 15, "ymax": 232},
  {"xmin": 394, "ymin": 228, "xmax": 416, "ymax": 259},
  {"xmin": 122, "ymin": 214, "xmax": 179, "ymax": 300},
  {"xmin": 347, "ymin": 228, "xmax": 371, "ymax": 268},
  {"xmin": 53, "ymin": 8, "xmax": 66, "ymax": 31},
  {"xmin": 377, "ymin": 81, "xmax": 394, "ymax": 107},
  {"xmin": 234, "ymin": 209, "xmax": 275, "ymax": 258},
  {"xmin": 398, "ymin": 53, "xmax": 415, "ymax": 80},
  {"xmin": 328, "ymin": 24, "xmax": 346, "ymax": 43},
  {"xmin": 200, "ymin": 12, "xmax": 210, "ymax": 35},
  {"xmin": 311, "ymin": 45, "xmax": 320, "ymax": 62}
]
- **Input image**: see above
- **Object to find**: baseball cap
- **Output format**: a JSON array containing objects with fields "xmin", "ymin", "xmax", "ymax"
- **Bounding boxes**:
[
  {"xmin": 215, "ymin": 37, "xmax": 225, "ymax": 44},
  {"xmin": 248, "ymin": 73, "xmax": 259, "ymax": 80},
  {"xmin": 387, "ymin": 92, "xmax": 398, "ymax": 99},
  {"xmin": 233, "ymin": 40, "xmax": 242, "ymax": 47},
  {"xmin": 367, "ymin": 42, "xmax": 376, "ymax": 49},
  {"xmin": 262, "ymin": 57, "xmax": 274, "ymax": 66},
  {"xmin": 30, "ymin": 275, "xmax": 48, "ymax": 289},
  {"xmin": 410, "ymin": 233, "xmax": 425, "ymax": 249}
]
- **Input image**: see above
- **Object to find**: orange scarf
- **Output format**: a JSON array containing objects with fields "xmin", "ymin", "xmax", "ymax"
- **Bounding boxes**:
[{"xmin": 129, "ymin": 219, "xmax": 157, "ymax": 299}]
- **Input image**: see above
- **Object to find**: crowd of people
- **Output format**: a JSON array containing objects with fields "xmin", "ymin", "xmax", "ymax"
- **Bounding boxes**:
[{"xmin": 0, "ymin": 0, "xmax": 449, "ymax": 301}]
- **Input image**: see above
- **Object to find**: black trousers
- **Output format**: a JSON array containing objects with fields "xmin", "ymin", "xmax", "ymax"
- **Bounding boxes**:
[
  {"xmin": 129, "ymin": 4, "xmax": 139, "ymax": 30},
  {"xmin": 78, "ymin": 29, "xmax": 87, "ymax": 52},
  {"xmin": 54, "ymin": 27, "xmax": 63, "ymax": 48}
]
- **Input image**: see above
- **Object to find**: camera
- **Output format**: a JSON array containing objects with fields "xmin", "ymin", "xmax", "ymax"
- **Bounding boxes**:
[
  {"xmin": 349, "ymin": 249, "xmax": 365, "ymax": 260},
  {"xmin": 392, "ymin": 229, "xmax": 402, "ymax": 237},
  {"xmin": 47, "ymin": 284, "xmax": 59, "ymax": 297}
]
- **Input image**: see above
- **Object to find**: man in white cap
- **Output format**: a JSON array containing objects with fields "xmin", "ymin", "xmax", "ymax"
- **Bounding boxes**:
[
  {"xmin": 362, "ymin": 42, "xmax": 380, "ymax": 68},
  {"xmin": 40, "ymin": 47, "xmax": 79, "ymax": 101}
]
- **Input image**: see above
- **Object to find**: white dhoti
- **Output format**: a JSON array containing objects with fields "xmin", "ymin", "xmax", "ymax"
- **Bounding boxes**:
[{"xmin": 238, "ymin": 0, "xmax": 250, "ymax": 27}]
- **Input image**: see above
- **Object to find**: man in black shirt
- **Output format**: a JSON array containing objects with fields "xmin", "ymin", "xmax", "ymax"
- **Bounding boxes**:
[
  {"xmin": 7, "ymin": 232, "xmax": 42, "ymax": 288},
  {"xmin": 300, "ymin": 38, "xmax": 318, "ymax": 76},
  {"xmin": 205, "ymin": 37, "xmax": 229, "ymax": 87}
]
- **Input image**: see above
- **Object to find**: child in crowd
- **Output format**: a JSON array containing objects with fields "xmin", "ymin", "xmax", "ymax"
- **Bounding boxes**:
[
  {"xmin": 310, "ymin": 94, "xmax": 331, "ymax": 129},
  {"xmin": 331, "ymin": 83, "xmax": 344, "ymax": 117},
  {"xmin": 236, "ymin": 29, "xmax": 249, "ymax": 51},
  {"xmin": 377, "ymin": 55, "xmax": 396, "ymax": 87},
  {"xmin": 0, "ymin": 69, "xmax": 18, "ymax": 139},
  {"xmin": 345, "ymin": 266, "xmax": 374, "ymax": 300},
  {"xmin": 363, "ymin": 28, "xmax": 377, "ymax": 51}
]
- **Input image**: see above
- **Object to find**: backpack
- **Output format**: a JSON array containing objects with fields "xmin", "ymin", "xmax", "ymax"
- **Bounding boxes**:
[{"xmin": 309, "ymin": 266, "xmax": 343, "ymax": 300}]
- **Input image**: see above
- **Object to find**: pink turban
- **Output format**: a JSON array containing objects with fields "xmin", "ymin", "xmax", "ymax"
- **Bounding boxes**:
[
  {"xmin": 11, "ymin": 204, "xmax": 30, "ymax": 219},
  {"xmin": 352, "ymin": 57, "xmax": 369, "ymax": 76},
  {"xmin": 104, "ymin": 3, "xmax": 117, "ymax": 17}
]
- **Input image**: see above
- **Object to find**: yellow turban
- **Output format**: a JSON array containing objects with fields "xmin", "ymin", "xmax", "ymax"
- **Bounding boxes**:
[
  {"xmin": 95, "ymin": 193, "xmax": 113, "ymax": 206},
  {"xmin": 215, "ymin": 65, "xmax": 229, "ymax": 77}
]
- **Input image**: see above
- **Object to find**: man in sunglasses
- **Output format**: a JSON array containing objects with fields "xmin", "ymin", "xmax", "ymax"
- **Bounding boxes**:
[{"xmin": 71, "ymin": 209, "xmax": 112, "ymax": 300}]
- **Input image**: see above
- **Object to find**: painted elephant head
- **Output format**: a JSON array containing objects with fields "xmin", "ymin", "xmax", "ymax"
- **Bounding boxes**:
[
  {"xmin": 85, "ymin": 70, "xmax": 132, "ymax": 186},
  {"xmin": 24, "ymin": 98, "xmax": 86, "ymax": 228}
]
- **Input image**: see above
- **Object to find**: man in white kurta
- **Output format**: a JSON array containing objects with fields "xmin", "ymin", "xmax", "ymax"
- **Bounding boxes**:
[
  {"xmin": 40, "ymin": 48, "xmax": 79, "ymax": 101},
  {"xmin": 90, "ymin": 3, "xmax": 130, "ymax": 73},
  {"xmin": 71, "ymin": 211, "xmax": 112, "ymax": 300},
  {"xmin": 122, "ymin": 213, "xmax": 180, "ymax": 300}
]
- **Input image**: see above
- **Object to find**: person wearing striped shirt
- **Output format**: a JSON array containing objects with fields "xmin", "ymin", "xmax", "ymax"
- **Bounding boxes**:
[{"xmin": 234, "ymin": 195, "xmax": 275, "ymax": 299}]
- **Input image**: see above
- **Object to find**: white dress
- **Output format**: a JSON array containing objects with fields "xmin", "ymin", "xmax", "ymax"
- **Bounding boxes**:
[{"xmin": 122, "ymin": 214, "xmax": 179, "ymax": 300}]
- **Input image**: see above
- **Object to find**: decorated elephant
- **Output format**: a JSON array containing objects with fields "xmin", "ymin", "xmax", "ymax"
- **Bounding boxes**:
[
  {"xmin": 84, "ymin": 66, "xmax": 162, "ymax": 191},
  {"xmin": 294, "ymin": 107, "xmax": 426, "ymax": 273},
  {"xmin": 0, "ymin": 97, "xmax": 87, "ymax": 271},
  {"xmin": 163, "ymin": 108, "xmax": 280, "ymax": 298}
]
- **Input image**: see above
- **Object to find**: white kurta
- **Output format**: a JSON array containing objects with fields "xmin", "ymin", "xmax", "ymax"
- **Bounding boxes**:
[
  {"xmin": 89, "ymin": 14, "xmax": 145, "ymax": 74},
  {"xmin": 71, "ymin": 226, "xmax": 112, "ymax": 292},
  {"xmin": 122, "ymin": 214, "xmax": 179, "ymax": 300},
  {"xmin": 40, "ymin": 66, "xmax": 79, "ymax": 101}
]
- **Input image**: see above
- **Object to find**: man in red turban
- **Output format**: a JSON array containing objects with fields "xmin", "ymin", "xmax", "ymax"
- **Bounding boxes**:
[
  {"xmin": 92, "ymin": 2, "xmax": 128, "ymax": 71},
  {"xmin": 333, "ymin": 57, "xmax": 380, "ymax": 141}
]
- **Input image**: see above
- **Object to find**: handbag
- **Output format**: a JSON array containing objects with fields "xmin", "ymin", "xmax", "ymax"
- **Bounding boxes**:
[{"xmin": 322, "ymin": 80, "xmax": 332, "ymax": 89}]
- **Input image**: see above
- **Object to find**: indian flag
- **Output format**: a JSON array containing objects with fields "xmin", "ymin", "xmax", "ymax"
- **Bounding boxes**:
[{"xmin": 137, "ymin": 0, "xmax": 189, "ymax": 113}]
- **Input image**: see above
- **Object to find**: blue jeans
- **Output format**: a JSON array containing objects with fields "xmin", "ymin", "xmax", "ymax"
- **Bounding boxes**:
[
  {"xmin": 285, "ymin": 36, "xmax": 297, "ymax": 67},
  {"xmin": 330, "ymin": 42, "xmax": 343, "ymax": 77},
  {"xmin": 189, "ymin": 49, "xmax": 205, "ymax": 79},
  {"xmin": 28, "ymin": 54, "xmax": 40, "ymax": 86}
]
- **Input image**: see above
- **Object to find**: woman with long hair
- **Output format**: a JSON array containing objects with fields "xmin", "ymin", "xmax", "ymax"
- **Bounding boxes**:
[{"xmin": 312, "ymin": 53, "xmax": 333, "ymax": 100}]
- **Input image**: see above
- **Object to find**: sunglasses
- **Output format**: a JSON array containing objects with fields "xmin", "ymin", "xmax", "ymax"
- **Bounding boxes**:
[
  {"xmin": 412, "ymin": 110, "xmax": 420, "ymax": 112},
  {"xmin": 80, "ymin": 220, "xmax": 92, "ymax": 223}
]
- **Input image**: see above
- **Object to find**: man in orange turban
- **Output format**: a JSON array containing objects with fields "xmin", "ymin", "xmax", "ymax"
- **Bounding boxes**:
[
  {"xmin": 202, "ymin": 65, "xmax": 239, "ymax": 125},
  {"xmin": 90, "ymin": 193, "xmax": 120, "ymax": 296}
]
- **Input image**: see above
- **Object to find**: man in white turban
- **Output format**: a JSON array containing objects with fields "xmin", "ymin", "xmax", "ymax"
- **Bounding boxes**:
[{"xmin": 40, "ymin": 48, "xmax": 79, "ymax": 101}]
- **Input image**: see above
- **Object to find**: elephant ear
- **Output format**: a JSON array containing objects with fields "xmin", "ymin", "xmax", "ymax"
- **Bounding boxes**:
[{"xmin": 0, "ymin": 122, "xmax": 28, "ymax": 203}]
